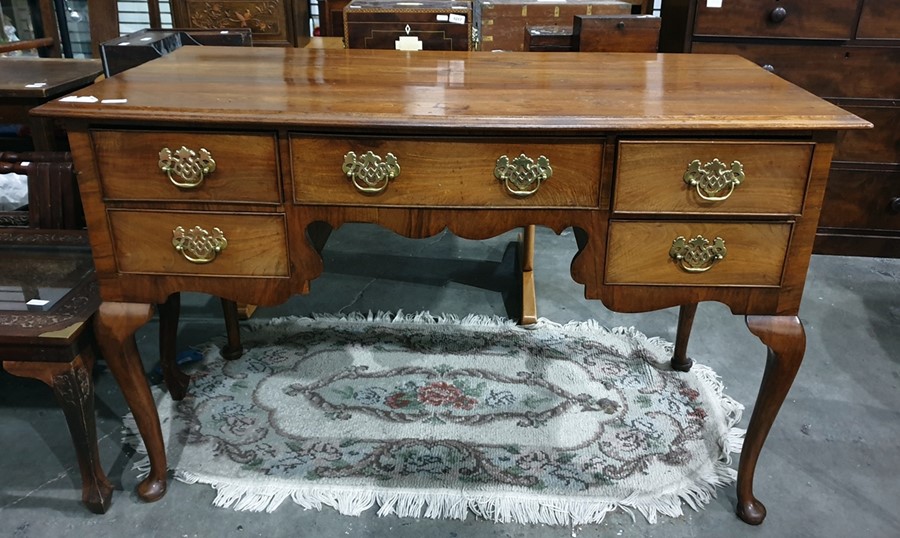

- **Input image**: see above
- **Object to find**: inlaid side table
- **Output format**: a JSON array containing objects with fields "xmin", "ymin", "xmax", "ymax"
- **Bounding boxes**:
[{"xmin": 0, "ymin": 230, "xmax": 112, "ymax": 513}]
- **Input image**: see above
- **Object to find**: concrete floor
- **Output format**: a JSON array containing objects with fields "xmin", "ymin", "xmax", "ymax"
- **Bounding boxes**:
[{"xmin": 1, "ymin": 224, "xmax": 898, "ymax": 537}]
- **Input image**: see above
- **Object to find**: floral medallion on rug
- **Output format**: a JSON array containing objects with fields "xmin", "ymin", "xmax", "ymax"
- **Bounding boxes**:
[{"xmin": 129, "ymin": 313, "xmax": 744, "ymax": 526}]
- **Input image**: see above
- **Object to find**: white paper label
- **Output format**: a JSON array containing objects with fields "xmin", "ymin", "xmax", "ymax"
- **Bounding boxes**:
[
  {"xmin": 395, "ymin": 35, "xmax": 423, "ymax": 51},
  {"xmin": 60, "ymin": 95, "xmax": 99, "ymax": 103},
  {"xmin": 26, "ymin": 299, "xmax": 50, "ymax": 307},
  {"xmin": 25, "ymin": 82, "xmax": 47, "ymax": 88},
  {"xmin": 101, "ymin": 98, "xmax": 128, "ymax": 104},
  {"xmin": 436, "ymin": 14, "xmax": 449, "ymax": 21},
  {"xmin": 707, "ymin": 0, "xmax": 723, "ymax": 8},
  {"xmin": 448, "ymin": 13, "xmax": 466, "ymax": 24}
]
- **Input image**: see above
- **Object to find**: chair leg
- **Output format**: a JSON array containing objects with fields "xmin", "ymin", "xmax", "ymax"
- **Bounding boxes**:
[
  {"xmin": 520, "ymin": 225, "xmax": 538, "ymax": 326},
  {"xmin": 4, "ymin": 349, "xmax": 114, "ymax": 514}
]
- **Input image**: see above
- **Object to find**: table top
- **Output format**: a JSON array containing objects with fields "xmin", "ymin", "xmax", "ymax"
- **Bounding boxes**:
[
  {"xmin": 0, "ymin": 58, "xmax": 102, "ymax": 99},
  {"xmin": 33, "ymin": 47, "xmax": 869, "ymax": 133},
  {"xmin": 0, "ymin": 232, "xmax": 96, "ymax": 341}
]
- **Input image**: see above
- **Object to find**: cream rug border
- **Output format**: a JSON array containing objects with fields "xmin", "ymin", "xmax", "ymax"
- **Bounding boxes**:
[{"xmin": 125, "ymin": 311, "xmax": 745, "ymax": 527}]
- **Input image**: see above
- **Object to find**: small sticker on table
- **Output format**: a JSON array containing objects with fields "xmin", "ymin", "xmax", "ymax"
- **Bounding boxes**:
[
  {"xmin": 449, "ymin": 13, "xmax": 466, "ymax": 24},
  {"xmin": 26, "ymin": 299, "xmax": 50, "ymax": 307},
  {"xmin": 707, "ymin": 0, "xmax": 723, "ymax": 7},
  {"xmin": 101, "ymin": 98, "xmax": 128, "ymax": 104},
  {"xmin": 25, "ymin": 82, "xmax": 47, "ymax": 88},
  {"xmin": 60, "ymin": 95, "xmax": 99, "ymax": 103}
]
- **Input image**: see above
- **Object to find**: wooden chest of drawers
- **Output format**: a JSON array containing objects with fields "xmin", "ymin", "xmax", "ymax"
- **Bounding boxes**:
[
  {"xmin": 660, "ymin": 0, "xmax": 900, "ymax": 257},
  {"xmin": 478, "ymin": 0, "xmax": 631, "ymax": 51}
]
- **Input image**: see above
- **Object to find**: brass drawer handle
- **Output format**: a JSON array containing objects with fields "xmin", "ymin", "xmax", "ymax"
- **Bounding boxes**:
[
  {"xmin": 172, "ymin": 225, "xmax": 227, "ymax": 264},
  {"xmin": 683, "ymin": 158, "xmax": 744, "ymax": 202},
  {"xmin": 342, "ymin": 151, "xmax": 400, "ymax": 194},
  {"xmin": 669, "ymin": 235, "xmax": 727, "ymax": 273},
  {"xmin": 158, "ymin": 146, "xmax": 216, "ymax": 189},
  {"xmin": 494, "ymin": 153, "xmax": 553, "ymax": 197}
]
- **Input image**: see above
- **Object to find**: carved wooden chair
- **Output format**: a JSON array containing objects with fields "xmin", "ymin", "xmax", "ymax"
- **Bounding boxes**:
[{"xmin": 0, "ymin": 153, "xmax": 112, "ymax": 512}]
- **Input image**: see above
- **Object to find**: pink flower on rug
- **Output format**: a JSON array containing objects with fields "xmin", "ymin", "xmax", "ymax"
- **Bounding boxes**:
[
  {"xmin": 453, "ymin": 395, "xmax": 477, "ymax": 410},
  {"xmin": 417, "ymin": 381, "xmax": 464, "ymax": 406},
  {"xmin": 386, "ymin": 392, "xmax": 413, "ymax": 409}
]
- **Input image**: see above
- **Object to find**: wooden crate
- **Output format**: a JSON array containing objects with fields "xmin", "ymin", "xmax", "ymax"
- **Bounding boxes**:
[
  {"xmin": 479, "ymin": 0, "xmax": 631, "ymax": 51},
  {"xmin": 343, "ymin": 0, "xmax": 479, "ymax": 51}
]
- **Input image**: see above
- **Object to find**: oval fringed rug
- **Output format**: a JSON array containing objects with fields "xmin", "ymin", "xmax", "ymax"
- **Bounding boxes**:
[{"xmin": 128, "ymin": 312, "xmax": 744, "ymax": 527}]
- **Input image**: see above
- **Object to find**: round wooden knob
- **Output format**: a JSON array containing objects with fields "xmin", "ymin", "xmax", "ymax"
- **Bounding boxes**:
[
  {"xmin": 889, "ymin": 197, "xmax": 900, "ymax": 214},
  {"xmin": 770, "ymin": 6, "xmax": 787, "ymax": 23},
  {"xmin": 762, "ymin": 64, "xmax": 775, "ymax": 73}
]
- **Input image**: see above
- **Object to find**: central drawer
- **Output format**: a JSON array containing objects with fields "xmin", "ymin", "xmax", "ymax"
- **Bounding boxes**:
[
  {"xmin": 108, "ymin": 210, "xmax": 289, "ymax": 277},
  {"xmin": 614, "ymin": 140, "xmax": 814, "ymax": 215},
  {"xmin": 92, "ymin": 130, "xmax": 281, "ymax": 203},
  {"xmin": 290, "ymin": 136, "xmax": 603, "ymax": 207}
]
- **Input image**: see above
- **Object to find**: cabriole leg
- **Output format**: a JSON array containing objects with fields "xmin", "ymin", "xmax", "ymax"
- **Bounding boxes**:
[
  {"xmin": 737, "ymin": 315, "xmax": 806, "ymax": 524},
  {"xmin": 94, "ymin": 301, "xmax": 167, "ymax": 502}
]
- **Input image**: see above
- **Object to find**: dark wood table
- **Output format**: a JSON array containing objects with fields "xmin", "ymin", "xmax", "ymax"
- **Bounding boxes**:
[
  {"xmin": 0, "ymin": 58, "xmax": 102, "ymax": 150},
  {"xmin": 0, "ymin": 229, "xmax": 111, "ymax": 513},
  {"xmin": 34, "ymin": 47, "xmax": 869, "ymax": 524}
]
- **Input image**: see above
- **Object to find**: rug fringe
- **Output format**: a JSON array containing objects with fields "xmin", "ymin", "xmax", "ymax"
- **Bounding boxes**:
[{"xmin": 141, "ymin": 475, "xmax": 744, "ymax": 527}]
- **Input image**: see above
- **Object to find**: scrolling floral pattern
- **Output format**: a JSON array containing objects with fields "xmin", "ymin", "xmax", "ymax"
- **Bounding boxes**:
[{"xmin": 171, "ymin": 318, "xmax": 728, "ymax": 493}]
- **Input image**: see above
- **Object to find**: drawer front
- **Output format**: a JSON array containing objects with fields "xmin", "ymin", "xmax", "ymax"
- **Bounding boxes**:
[
  {"xmin": 108, "ymin": 210, "xmax": 289, "ymax": 277},
  {"xmin": 92, "ymin": 130, "xmax": 281, "ymax": 203},
  {"xmin": 691, "ymin": 42, "xmax": 900, "ymax": 100},
  {"xmin": 820, "ymin": 167, "xmax": 900, "ymax": 231},
  {"xmin": 857, "ymin": 0, "xmax": 900, "ymax": 41},
  {"xmin": 614, "ymin": 141, "xmax": 813, "ymax": 215},
  {"xmin": 693, "ymin": 0, "xmax": 859, "ymax": 40},
  {"xmin": 833, "ymin": 105, "xmax": 900, "ymax": 165},
  {"xmin": 605, "ymin": 220, "xmax": 792, "ymax": 287},
  {"xmin": 290, "ymin": 136, "xmax": 602, "ymax": 207}
]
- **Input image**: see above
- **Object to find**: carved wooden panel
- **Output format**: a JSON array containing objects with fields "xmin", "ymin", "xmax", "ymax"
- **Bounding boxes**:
[{"xmin": 171, "ymin": 0, "xmax": 309, "ymax": 47}]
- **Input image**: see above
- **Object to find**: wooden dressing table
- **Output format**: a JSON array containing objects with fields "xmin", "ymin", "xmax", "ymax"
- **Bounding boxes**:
[{"xmin": 33, "ymin": 47, "xmax": 868, "ymax": 524}]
